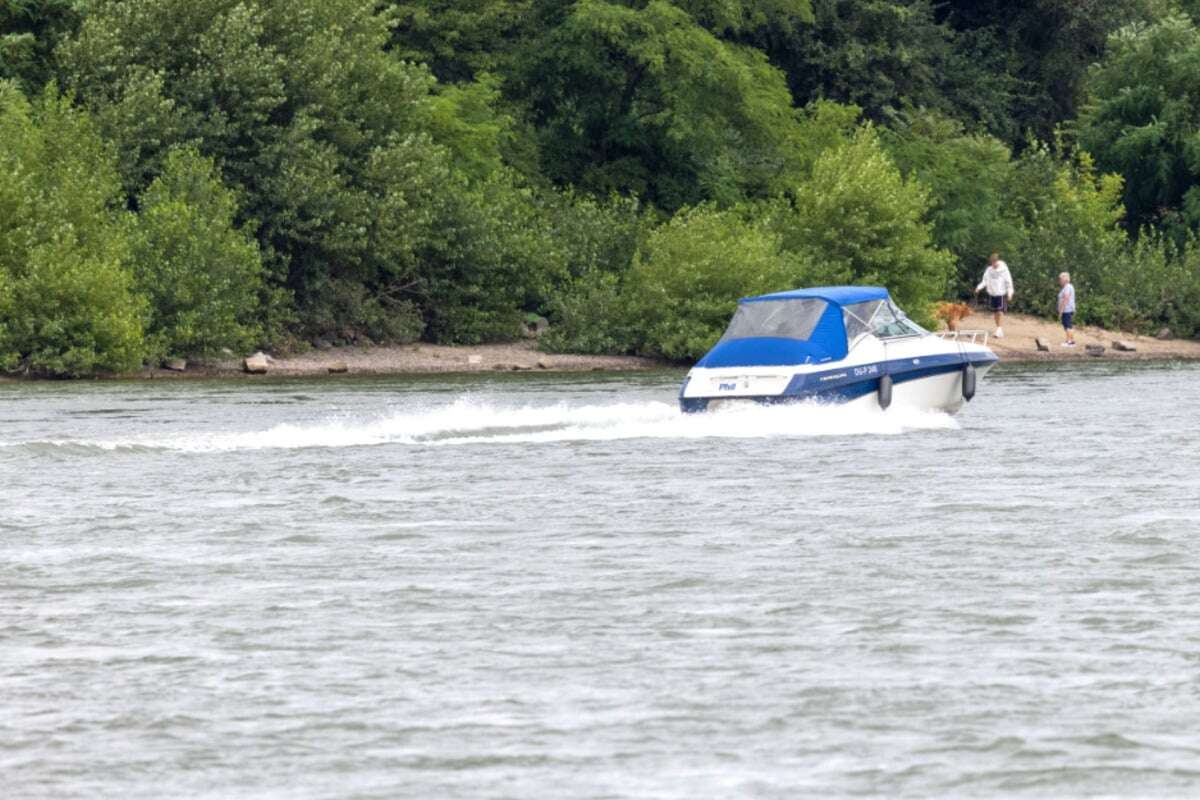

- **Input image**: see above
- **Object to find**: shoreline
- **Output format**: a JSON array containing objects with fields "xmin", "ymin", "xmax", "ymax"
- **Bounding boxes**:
[
  {"xmin": 76, "ymin": 340, "xmax": 668, "ymax": 381},
  {"xmin": 2, "ymin": 314, "xmax": 1198, "ymax": 382}
]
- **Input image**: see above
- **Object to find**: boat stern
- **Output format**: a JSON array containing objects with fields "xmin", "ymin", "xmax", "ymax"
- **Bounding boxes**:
[{"xmin": 678, "ymin": 367, "xmax": 796, "ymax": 413}]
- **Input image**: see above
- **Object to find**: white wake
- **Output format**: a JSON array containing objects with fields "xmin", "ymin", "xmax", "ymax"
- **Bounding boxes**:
[{"xmin": 18, "ymin": 396, "xmax": 959, "ymax": 453}]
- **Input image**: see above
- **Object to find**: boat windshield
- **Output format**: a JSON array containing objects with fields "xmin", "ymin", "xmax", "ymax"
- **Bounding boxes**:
[
  {"xmin": 843, "ymin": 299, "xmax": 926, "ymax": 343},
  {"xmin": 719, "ymin": 299, "xmax": 828, "ymax": 342}
]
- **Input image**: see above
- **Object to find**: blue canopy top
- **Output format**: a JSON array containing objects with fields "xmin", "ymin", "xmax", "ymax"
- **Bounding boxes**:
[
  {"xmin": 742, "ymin": 286, "xmax": 889, "ymax": 306},
  {"xmin": 695, "ymin": 286, "xmax": 892, "ymax": 368}
]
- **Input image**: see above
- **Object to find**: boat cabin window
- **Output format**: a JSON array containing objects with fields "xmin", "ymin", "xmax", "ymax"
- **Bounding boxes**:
[
  {"xmin": 843, "ymin": 299, "xmax": 925, "ymax": 343},
  {"xmin": 719, "ymin": 299, "xmax": 828, "ymax": 342}
]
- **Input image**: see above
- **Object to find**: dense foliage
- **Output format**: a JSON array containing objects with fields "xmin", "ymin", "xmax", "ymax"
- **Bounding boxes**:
[
  {"xmin": 129, "ymin": 147, "xmax": 267, "ymax": 359},
  {"xmin": 2, "ymin": 0, "xmax": 1199, "ymax": 374},
  {"xmin": 1079, "ymin": 13, "xmax": 1200, "ymax": 235},
  {"xmin": 0, "ymin": 85, "xmax": 143, "ymax": 376},
  {"xmin": 777, "ymin": 126, "xmax": 953, "ymax": 326},
  {"xmin": 617, "ymin": 205, "xmax": 803, "ymax": 360}
]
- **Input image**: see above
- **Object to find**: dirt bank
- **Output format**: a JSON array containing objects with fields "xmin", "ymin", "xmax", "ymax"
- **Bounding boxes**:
[
  {"xmin": 5, "ymin": 313, "xmax": 1197, "ymax": 382},
  {"xmin": 128, "ymin": 339, "xmax": 668, "ymax": 379},
  {"xmin": 947, "ymin": 312, "xmax": 1200, "ymax": 362}
]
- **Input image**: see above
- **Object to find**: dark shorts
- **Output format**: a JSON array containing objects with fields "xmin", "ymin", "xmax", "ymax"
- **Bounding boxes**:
[
  {"xmin": 989, "ymin": 294, "xmax": 1008, "ymax": 312},
  {"xmin": 1062, "ymin": 312, "xmax": 1074, "ymax": 330}
]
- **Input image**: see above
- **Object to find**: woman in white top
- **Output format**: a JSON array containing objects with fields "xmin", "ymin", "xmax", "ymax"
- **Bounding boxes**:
[{"xmin": 974, "ymin": 253, "xmax": 1014, "ymax": 337}]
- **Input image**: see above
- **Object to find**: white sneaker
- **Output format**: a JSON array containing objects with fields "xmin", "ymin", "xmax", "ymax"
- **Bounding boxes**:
[
  {"xmin": 1061, "ymin": 342, "xmax": 1072, "ymax": 347},
  {"xmin": 994, "ymin": 327, "xmax": 1004, "ymax": 338}
]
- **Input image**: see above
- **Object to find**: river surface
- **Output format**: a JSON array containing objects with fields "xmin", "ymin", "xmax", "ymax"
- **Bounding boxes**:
[{"xmin": 2, "ymin": 362, "xmax": 1199, "ymax": 798}]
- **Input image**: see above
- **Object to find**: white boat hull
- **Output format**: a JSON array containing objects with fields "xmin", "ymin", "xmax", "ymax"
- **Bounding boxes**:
[
  {"xmin": 681, "ymin": 333, "xmax": 998, "ymax": 414},
  {"xmin": 840, "ymin": 361, "xmax": 993, "ymax": 414}
]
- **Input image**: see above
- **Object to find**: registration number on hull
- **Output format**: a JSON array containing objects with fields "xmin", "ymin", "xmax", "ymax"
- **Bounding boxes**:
[{"xmin": 710, "ymin": 374, "xmax": 786, "ymax": 392}]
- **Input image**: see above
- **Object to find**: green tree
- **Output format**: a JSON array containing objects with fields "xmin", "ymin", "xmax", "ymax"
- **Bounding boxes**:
[
  {"xmin": 942, "ymin": 0, "xmax": 1154, "ymax": 143},
  {"xmin": 428, "ymin": 73, "xmax": 516, "ymax": 183},
  {"xmin": 0, "ymin": 83, "xmax": 144, "ymax": 375},
  {"xmin": 882, "ymin": 110, "xmax": 1024, "ymax": 296},
  {"xmin": 760, "ymin": 0, "xmax": 1016, "ymax": 139},
  {"xmin": 670, "ymin": 0, "xmax": 813, "ymax": 35},
  {"xmin": 1000, "ymin": 141, "xmax": 1200, "ymax": 337},
  {"xmin": 518, "ymin": 0, "xmax": 805, "ymax": 209},
  {"xmin": 0, "ymin": 0, "xmax": 85, "ymax": 90},
  {"xmin": 61, "ymin": 0, "xmax": 451, "ymax": 339},
  {"xmin": 773, "ymin": 126, "xmax": 954, "ymax": 324},
  {"xmin": 388, "ymin": 0, "xmax": 533, "ymax": 83},
  {"xmin": 1079, "ymin": 13, "xmax": 1200, "ymax": 234},
  {"xmin": 130, "ymin": 147, "xmax": 266, "ymax": 359}
]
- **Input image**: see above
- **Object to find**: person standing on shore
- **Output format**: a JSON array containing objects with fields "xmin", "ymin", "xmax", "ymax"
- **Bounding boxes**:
[
  {"xmin": 974, "ymin": 253, "xmax": 1014, "ymax": 338},
  {"xmin": 1058, "ymin": 271, "xmax": 1076, "ymax": 347}
]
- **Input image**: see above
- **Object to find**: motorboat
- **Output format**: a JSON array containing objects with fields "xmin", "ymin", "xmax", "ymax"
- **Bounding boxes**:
[{"xmin": 679, "ymin": 286, "xmax": 998, "ymax": 413}]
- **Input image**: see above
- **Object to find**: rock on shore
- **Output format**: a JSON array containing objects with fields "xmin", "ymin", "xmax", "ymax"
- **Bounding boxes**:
[{"xmin": 244, "ymin": 352, "xmax": 270, "ymax": 374}]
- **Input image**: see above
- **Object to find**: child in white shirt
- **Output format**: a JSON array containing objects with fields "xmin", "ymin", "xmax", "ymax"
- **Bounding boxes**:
[{"xmin": 1058, "ymin": 272, "xmax": 1076, "ymax": 346}]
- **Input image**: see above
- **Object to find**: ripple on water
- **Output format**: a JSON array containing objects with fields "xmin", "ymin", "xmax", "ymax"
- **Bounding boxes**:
[{"xmin": 2, "ymin": 364, "xmax": 1200, "ymax": 798}]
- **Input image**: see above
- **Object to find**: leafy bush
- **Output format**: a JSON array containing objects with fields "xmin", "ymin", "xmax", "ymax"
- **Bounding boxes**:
[
  {"xmin": 300, "ymin": 278, "xmax": 424, "ymax": 344},
  {"xmin": 538, "ymin": 193, "xmax": 648, "ymax": 354},
  {"xmin": 130, "ymin": 147, "xmax": 266, "ymax": 358},
  {"xmin": 548, "ymin": 192, "xmax": 646, "ymax": 280},
  {"xmin": 419, "ymin": 171, "xmax": 569, "ymax": 344},
  {"xmin": 541, "ymin": 269, "xmax": 635, "ymax": 355},
  {"xmin": 1005, "ymin": 144, "xmax": 1127, "ymax": 321},
  {"xmin": 1088, "ymin": 232, "xmax": 1200, "ymax": 338},
  {"xmin": 0, "ymin": 84, "xmax": 144, "ymax": 375},
  {"xmin": 1167, "ymin": 241, "xmax": 1200, "ymax": 338},
  {"xmin": 546, "ymin": 130, "xmax": 955, "ymax": 360},
  {"xmin": 621, "ymin": 205, "xmax": 809, "ymax": 360},
  {"xmin": 993, "ymin": 141, "xmax": 1200, "ymax": 337}
]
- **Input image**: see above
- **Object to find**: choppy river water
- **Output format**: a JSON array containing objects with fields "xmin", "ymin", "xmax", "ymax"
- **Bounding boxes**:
[{"xmin": 3, "ymin": 362, "xmax": 1200, "ymax": 798}]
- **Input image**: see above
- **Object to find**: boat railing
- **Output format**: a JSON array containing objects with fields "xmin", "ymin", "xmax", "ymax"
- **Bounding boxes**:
[{"xmin": 935, "ymin": 329, "xmax": 990, "ymax": 346}]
